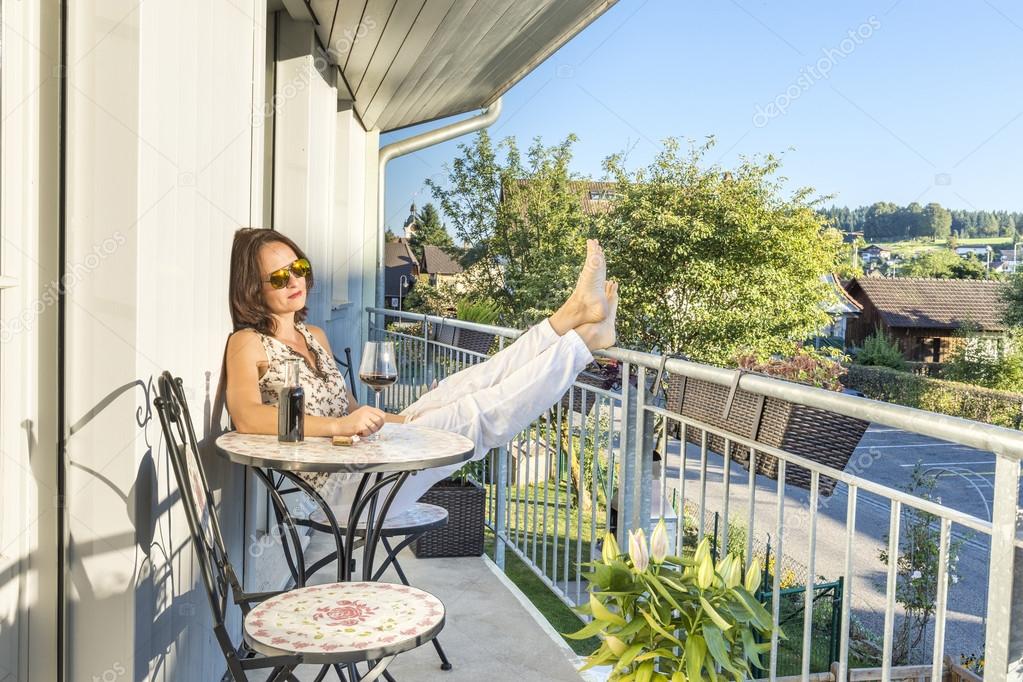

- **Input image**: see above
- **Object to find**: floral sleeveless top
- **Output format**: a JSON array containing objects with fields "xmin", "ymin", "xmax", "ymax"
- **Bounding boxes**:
[{"xmin": 254, "ymin": 322, "xmax": 350, "ymax": 490}]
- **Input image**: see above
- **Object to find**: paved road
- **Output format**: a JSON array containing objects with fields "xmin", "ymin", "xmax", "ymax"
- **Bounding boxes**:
[{"xmin": 654, "ymin": 424, "xmax": 1022, "ymax": 666}]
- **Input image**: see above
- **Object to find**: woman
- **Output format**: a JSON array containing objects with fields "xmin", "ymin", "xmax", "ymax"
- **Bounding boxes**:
[{"xmin": 224, "ymin": 227, "xmax": 618, "ymax": 515}]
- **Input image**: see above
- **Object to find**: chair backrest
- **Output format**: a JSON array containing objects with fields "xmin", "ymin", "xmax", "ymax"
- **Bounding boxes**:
[
  {"xmin": 153, "ymin": 371, "xmax": 239, "ymax": 628},
  {"xmin": 334, "ymin": 346, "xmax": 359, "ymax": 397}
]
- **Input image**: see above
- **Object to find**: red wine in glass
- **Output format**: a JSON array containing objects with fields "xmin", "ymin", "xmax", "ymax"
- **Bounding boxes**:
[{"xmin": 358, "ymin": 341, "xmax": 397, "ymax": 441}]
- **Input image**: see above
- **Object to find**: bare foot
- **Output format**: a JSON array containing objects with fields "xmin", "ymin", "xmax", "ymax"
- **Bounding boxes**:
[
  {"xmin": 577, "ymin": 281, "xmax": 618, "ymax": 351},
  {"xmin": 568, "ymin": 239, "xmax": 608, "ymax": 324}
]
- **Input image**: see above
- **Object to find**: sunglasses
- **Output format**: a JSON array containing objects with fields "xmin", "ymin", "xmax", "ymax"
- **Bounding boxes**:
[{"xmin": 264, "ymin": 258, "xmax": 312, "ymax": 289}]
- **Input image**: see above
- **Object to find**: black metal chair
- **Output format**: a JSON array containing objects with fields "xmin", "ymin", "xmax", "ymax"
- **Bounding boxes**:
[{"xmin": 154, "ymin": 371, "xmax": 445, "ymax": 682}]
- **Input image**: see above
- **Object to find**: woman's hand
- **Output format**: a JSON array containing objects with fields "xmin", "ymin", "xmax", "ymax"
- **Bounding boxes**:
[{"xmin": 336, "ymin": 406, "xmax": 386, "ymax": 437}]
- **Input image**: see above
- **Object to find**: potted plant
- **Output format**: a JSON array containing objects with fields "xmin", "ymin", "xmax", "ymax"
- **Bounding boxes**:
[
  {"xmin": 434, "ymin": 299, "xmax": 500, "ymax": 357},
  {"xmin": 568, "ymin": 522, "xmax": 777, "ymax": 680},
  {"xmin": 412, "ymin": 459, "xmax": 486, "ymax": 558},
  {"xmin": 665, "ymin": 349, "xmax": 868, "ymax": 495}
]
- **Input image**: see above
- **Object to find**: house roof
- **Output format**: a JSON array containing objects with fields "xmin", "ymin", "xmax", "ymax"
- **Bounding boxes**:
[
  {"xmin": 822, "ymin": 273, "xmax": 862, "ymax": 315},
  {"xmin": 421, "ymin": 245, "xmax": 463, "ymax": 275},
  {"xmin": 504, "ymin": 179, "xmax": 619, "ymax": 216},
  {"xmin": 845, "ymin": 277, "xmax": 1007, "ymax": 331},
  {"xmin": 300, "ymin": 1, "xmax": 617, "ymax": 132},
  {"xmin": 384, "ymin": 238, "xmax": 418, "ymax": 296},
  {"xmin": 861, "ymin": 244, "xmax": 890, "ymax": 253},
  {"xmin": 575, "ymin": 181, "xmax": 618, "ymax": 215}
]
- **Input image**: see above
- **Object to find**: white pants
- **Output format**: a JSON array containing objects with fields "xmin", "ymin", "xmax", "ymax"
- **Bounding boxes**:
[
  {"xmin": 323, "ymin": 321, "xmax": 593, "ymax": 520},
  {"xmin": 387, "ymin": 320, "xmax": 593, "ymax": 515}
]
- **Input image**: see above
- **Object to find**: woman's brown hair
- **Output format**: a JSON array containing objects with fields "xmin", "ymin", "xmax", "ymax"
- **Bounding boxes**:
[{"xmin": 229, "ymin": 228, "xmax": 314, "ymax": 334}]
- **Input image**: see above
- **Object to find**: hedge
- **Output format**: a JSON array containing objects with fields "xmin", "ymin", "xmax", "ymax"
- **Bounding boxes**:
[{"xmin": 844, "ymin": 364, "xmax": 1023, "ymax": 430}]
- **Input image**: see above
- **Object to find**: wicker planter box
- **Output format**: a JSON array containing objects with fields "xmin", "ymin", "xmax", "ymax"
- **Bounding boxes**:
[
  {"xmin": 559, "ymin": 362, "xmax": 618, "ymax": 416},
  {"xmin": 666, "ymin": 374, "xmax": 868, "ymax": 496},
  {"xmin": 434, "ymin": 324, "xmax": 496, "ymax": 357},
  {"xmin": 412, "ymin": 478, "xmax": 486, "ymax": 558}
]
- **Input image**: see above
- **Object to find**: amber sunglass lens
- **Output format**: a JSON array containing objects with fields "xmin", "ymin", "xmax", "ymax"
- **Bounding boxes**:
[
  {"xmin": 292, "ymin": 258, "xmax": 312, "ymax": 277},
  {"xmin": 268, "ymin": 268, "xmax": 291, "ymax": 289}
]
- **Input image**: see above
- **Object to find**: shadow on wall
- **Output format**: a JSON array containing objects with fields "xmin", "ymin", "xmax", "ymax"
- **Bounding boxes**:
[{"xmin": 62, "ymin": 372, "xmax": 243, "ymax": 681}]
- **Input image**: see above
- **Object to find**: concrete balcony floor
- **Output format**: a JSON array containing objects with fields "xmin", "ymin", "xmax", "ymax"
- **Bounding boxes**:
[{"xmin": 292, "ymin": 532, "xmax": 590, "ymax": 681}]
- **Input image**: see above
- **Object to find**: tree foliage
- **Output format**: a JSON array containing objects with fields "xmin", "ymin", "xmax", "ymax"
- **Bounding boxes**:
[
  {"xmin": 407, "ymin": 202, "xmax": 456, "ymax": 264},
  {"xmin": 822, "ymin": 203, "xmax": 1018, "ymax": 241},
  {"xmin": 595, "ymin": 138, "xmax": 841, "ymax": 364},
  {"xmin": 426, "ymin": 130, "xmax": 589, "ymax": 327}
]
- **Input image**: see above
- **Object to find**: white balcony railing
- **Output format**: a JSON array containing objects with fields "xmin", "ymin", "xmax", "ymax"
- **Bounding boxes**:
[{"xmin": 367, "ymin": 307, "xmax": 1022, "ymax": 681}]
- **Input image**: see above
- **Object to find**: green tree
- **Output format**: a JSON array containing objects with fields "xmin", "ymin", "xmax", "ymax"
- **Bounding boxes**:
[
  {"xmin": 407, "ymin": 202, "xmax": 457, "ymax": 264},
  {"xmin": 595, "ymin": 137, "xmax": 841, "ymax": 364},
  {"xmin": 922, "ymin": 202, "xmax": 952, "ymax": 239},
  {"xmin": 384, "ymin": 228, "xmax": 400, "ymax": 243},
  {"xmin": 1002, "ymin": 273, "xmax": 1023, "ymax": 327},
  {"xmin": 900, "ymin": 249, "xmax": 960, "ymax": 278},
  {"xmin": 944, "ymin": 329, "xmax": 1023, "ymax": 392},
  {"xmin": 426, "ymin": 130, "xmax": 589, "ymax": 327},
  {"xmin": 948, "ymin": 254, "xmax": 991, "ymax": 280}
]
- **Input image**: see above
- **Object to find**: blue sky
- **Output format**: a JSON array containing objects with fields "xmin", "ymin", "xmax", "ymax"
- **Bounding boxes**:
[{"xmin": 382, "ymin": 0, "xmax": 1023, "ymax": 236}]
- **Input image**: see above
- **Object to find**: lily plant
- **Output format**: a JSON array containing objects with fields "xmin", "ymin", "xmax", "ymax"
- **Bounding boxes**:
[{"xmin": 567, "ymin": 520, "xmax": 779, "ymax": 681}]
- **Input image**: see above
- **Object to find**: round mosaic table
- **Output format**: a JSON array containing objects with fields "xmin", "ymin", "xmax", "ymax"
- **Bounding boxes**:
[{"xmin": 216, "ymin": 422, "xmax": 474, "ymax": 583}]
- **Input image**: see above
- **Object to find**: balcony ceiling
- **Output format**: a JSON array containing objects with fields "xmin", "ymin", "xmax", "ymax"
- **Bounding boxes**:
[{"xmin": 303, "ymin": 0, "xmax": 616, "ymax": 132}]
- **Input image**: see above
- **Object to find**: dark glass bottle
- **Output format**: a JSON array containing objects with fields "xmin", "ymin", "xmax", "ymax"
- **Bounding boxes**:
[{"xmin": 278, "ymin": 358, "xmax": 305, "ymax": 442}]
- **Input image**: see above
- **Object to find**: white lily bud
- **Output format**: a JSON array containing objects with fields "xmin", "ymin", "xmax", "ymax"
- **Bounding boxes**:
[
  {"xmin": 628, "ymin": 528, "xmax": 649, "ymax": 573},
  {"xmin": 650, "ymin": 519, "xmax": 669, "ymax": 564}
]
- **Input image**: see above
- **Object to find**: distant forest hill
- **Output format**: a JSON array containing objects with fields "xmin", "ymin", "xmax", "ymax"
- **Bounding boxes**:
[{"xmin": 820, "ymin": 202, "xmax": 1022, "ymax": 242}]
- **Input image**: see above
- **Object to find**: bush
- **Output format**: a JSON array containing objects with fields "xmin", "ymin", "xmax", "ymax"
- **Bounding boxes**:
[
  {"xmin": 943, "ymin": 334, "xmax": 1023, "ymax": 392},
  {"xmin": 737, "ymin": 348, "xmax": 848, "ymax": 391},
  {"xmin": 844, "ymin": 364, "xmax": 1023, "ymax": 429},
  {"xmin": 854, "ymin": 331, "xmax": 907, "ymax": 371}
]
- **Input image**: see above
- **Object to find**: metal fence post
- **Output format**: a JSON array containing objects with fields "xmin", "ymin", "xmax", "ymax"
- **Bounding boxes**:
[
  {"xmin": 494, "ymin": 445, "xmax": 508, "ymax": 570},
  {"xmin": 615, "ymin": 362, "xmax": 632, "ymax": 549},
  {"xmin": 985, "ymin": 454, "xmax": 1023, "ymax": 680}
]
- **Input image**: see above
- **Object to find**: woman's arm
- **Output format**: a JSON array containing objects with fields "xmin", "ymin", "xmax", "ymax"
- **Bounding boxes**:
[{"xmin": 225, "ymin": 330, "xmax": 385, "ymax": 437}]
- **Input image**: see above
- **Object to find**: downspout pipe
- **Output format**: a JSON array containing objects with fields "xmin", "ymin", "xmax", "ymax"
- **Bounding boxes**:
[{"xmin": 376, "ymin": 98, "xmax": 503, "ymax": 309}]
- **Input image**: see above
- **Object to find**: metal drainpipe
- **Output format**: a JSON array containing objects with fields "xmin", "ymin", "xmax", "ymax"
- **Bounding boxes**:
[{"xmin": 376, "ymin": 98, "xmax": 503, "ymax": 309}]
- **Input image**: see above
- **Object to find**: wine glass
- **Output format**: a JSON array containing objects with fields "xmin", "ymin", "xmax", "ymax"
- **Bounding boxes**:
[{"xmin": 358, "ymin": 341, "xmax": 397, "ymax": 441}]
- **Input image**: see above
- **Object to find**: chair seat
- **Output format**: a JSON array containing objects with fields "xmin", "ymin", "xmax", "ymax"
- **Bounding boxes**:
[
  {"xmin": 311, "ymin": 502, "xmax": 449, "ymax": 536},
  {"xmin": 244, "ymin": 582, "xmax": 445, "ymax": 664}
]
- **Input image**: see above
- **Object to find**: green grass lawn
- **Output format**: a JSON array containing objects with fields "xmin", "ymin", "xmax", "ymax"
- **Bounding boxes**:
[
  {"xmin": 483, "ymin": 478, "xmax": 608, "ymax": 657},
  {"xmin": 876, "ymin": 235, "xmax": 1012, "ymax": 258}
]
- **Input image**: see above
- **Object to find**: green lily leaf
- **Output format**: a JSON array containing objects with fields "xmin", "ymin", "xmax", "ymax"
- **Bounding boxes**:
[
  {"xmin": 684, "ymin": 635, "xmax": 705, "ymax": 682},
  {"xmin": 703, "ymin": 624, "xmax": 742, "ymax": 676},
  {"xmin": 564, "ymin": 618, "xmax": 608, "ymax": 640},
  {"xmin": 699, "ymin": 596, "xmax": 732, "ymax": 631},
  {"xmin": 591, "ymin": 593, "xmax": 627, "ymax": 626},
  {"xmin": 640, "ymin": 610, "xmax": 683, "ymax": 647}
]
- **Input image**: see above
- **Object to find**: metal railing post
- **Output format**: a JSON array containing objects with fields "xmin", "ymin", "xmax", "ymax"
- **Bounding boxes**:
[
  {"xmin": 984, "ymin": 453, "xmax": 1023, "ymax": 680},
  {"xmin": 494, "ymin": 445, "xmax": 508, "ymax": 570},
  {"xmin": 616, "ymin": 362, "xmax": 632, "ymax": 548}
]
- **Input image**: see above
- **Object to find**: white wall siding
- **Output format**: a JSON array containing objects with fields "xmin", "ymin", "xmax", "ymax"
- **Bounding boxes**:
[
  {"xmin": 61, "ymin": 4, "xmax": 377, "ymax": 679},
  {"xmin": 0, "ymin": 3, "xmax": 61, "ymax": 681},
  {"xmin": 272, "ymin": 14, "xmax": 378, "ymax": 393},
  {"xmin": 65, "ymin": 2, "xmax": 265, "ymax": 679}
]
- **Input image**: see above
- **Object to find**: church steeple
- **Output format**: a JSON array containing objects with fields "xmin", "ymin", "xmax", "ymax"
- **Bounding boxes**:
[{"xmin": 403, "ymin": 202, "xmax": 417, "ymax": 239}]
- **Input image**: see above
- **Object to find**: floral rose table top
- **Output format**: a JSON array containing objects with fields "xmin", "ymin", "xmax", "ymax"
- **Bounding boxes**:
[
  {"xmin": 244, "ymin": 581, "xmax": 444, "ymax": 660},
  {"xmin": 215, "ymin": 422, "xmax": 473, "ymax": 473}
]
